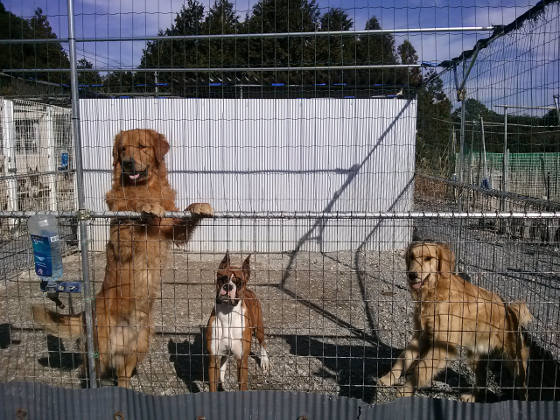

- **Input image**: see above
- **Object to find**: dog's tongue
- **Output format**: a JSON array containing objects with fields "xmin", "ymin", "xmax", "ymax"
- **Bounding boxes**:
[
  {"xmin": 221, "ymin": 290, "xmax": 227, "ymax": 296},
  {"xmin": 129, "ymin": 173, "xmax": 140, "ymax": 180},
  {"xmin": 412, "ymin": 282, "xmax": 422, "ymax": 290}
]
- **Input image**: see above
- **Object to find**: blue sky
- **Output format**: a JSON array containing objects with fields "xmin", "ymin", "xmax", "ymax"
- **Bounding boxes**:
[{"xmin": 3, "ymin": 0, "xmax": 536, "ymax": 69}]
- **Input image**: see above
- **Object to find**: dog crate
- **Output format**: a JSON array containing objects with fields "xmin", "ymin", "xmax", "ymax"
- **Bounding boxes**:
[
  {"xmin": 0, "ymin": 99, "xmax": 77, "ymax": 281},
  {"xmin": 0, "ymin": 0, "xmax": 559, "ymax": 417}
]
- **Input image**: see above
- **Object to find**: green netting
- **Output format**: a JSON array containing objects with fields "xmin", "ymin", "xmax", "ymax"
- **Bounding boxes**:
[{"xmin": 456, "ymin": 152, "xmax": 560, "ymax": 201}]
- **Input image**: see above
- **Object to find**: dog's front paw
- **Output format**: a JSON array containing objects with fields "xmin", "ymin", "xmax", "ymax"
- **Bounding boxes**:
[
  {"xmin": 260, "ymin": 349, "xmax": 270, "ymax": 373},
  {"xmin": 378, "ymin": 371, "xmax": 399, "ymax": 387},
  {"xmin": 186, "ymin": 203, "xmax": 214, "ymax": 217},
  {"xmin": 459, "ymin": 393, "xmax": 476, "ymax": 403},
  {"xmin": 396, "ymin": 385, "xmax": 414, "ymax": 398},
  {"xmin": 140, "ymin": 203, "xmax": 165, "ymax": 217}
]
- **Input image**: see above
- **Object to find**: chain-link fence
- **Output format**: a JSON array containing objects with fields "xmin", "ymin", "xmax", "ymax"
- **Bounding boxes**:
[{"xmin": 0, "ymin": 0, "xmax": 559, "ymax": 413}]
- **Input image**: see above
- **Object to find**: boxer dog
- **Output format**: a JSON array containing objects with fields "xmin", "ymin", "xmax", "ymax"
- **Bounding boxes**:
[{"xmin": 206, "ymin": 252, "xmax": 270, "ymax": 391}]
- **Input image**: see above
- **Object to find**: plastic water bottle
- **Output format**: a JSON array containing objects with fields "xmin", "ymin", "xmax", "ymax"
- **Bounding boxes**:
[{"xmin": 28, "ymin": 214, "xmax": 63, "ymax": 288}]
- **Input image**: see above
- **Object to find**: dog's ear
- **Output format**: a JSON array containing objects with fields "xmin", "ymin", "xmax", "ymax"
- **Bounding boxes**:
[
  {"xmin": 112, "ymin": 132, "xmax": 122, "ymax": 167},
  {"xmin": 404, "ymin": 243, "xmax": 414, "ymax": 269},
  {"xmin": 219, "ymin": 252, "xmax": 230, "ymax": 270},
  {"xmin": 242, "ymin": 254, "xmax": 251, "ymax": 283},
  {"xmin": 150, "ymin": 131, "xmax": 170, "ymax": 163},
  {"xmin": 437, "ymin": 243, "xmax": 455, "ymax": 274}
]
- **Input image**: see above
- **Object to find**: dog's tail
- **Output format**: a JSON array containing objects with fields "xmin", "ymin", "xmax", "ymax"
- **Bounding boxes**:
[
  {"xmin": 32, "ymin": 306, "xmax": 84, "ymax": 339},
  {"xmin": 507, "ymin": 301, "xmax": 532, "ymax": 328}
]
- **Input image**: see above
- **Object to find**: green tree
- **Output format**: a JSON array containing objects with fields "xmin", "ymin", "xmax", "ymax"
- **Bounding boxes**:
[
  {"xmin": 0, "ymin": 3, "xmax": 70, "ymax": 91},
  {"xmin": 77, "ymin": 58, "xmax": 102, "ymax": 87},
  {"xmin": 397, "ymin": 39, "xmax": 421, "ymax": 86},
  {"xmin": 451, "ymin": 98, "xmax": 498, "ymax": 121},
  {"xmin": 204, "ymin": 0, "xmax": 243, "ymax": 82},
  {"xmin": 416, "ymin": 70, "xmax": 453, "ymax": 174},
  {"xmin": 246, "ymin": 0, "xmax": 319, "ymax": 84},
  {"xmin": 541, "ymin": 107, "xmax": 559, "ymax": 127},
  {"xmin": 316, "ymin": 8, "xmax": 355, "ymax": 84},
  {"xmin": 102, "ymin": 71, "xmax": 137, "ymax": 96},
  {"xmin": 139, "ymin": 0, "xmax": 206, "ymax": 94},
  {"xmin": 355, "ymin": 17, "xmax": 397, "ymax": 85},
  {"xmin": 320, "ymin": 8, "xmax": 353, "ymax": 31}
]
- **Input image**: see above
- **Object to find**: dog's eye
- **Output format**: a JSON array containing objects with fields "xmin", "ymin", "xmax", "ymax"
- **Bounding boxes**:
[
  {"xmin": 424, "ymin": 256, "xmax": 433, "ymax": 261},
  {"xmin": 139, "ymin": 144, "xmax": 147, "ymax": 149}
]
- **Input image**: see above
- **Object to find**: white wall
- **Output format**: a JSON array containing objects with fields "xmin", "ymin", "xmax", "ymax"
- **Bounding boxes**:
[{"xmin": 80, "ymin": 98, "xmax": 416, "ymax": 252}]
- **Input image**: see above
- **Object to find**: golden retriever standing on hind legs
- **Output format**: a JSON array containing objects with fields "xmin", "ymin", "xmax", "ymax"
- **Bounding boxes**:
[
  {"xmin": 378, "ymin": 241, "xmax": 532, "ymax": 402},
  {"xmin": 33, "ymin": 129, "xmax": 213, "ymax": 388}
]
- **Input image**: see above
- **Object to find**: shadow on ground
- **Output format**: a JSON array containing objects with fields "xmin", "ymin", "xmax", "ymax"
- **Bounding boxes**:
[
  {"xmin": 285, "ymin": 334, "xmax": 395, "ymax": 403},
  {"xmin": 168, "ymin": 333, "xmax": 206, "ymax": 393},
  {"xmin": 285, "ymin": 331, "xmax": 560, "ymax": 403},
  {"xmin": 37, "ymin": 335, "xmax": 83, "ymax": 371}
]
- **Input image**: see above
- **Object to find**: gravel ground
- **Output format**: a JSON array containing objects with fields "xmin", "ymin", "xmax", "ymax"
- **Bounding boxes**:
[
  {"xmin": 0, "ymin": 177, "xmax": 559, "ymax": 403},
  {"xmin": 2, "ymin": 228, "xmax": 559, "ymax": 403}
]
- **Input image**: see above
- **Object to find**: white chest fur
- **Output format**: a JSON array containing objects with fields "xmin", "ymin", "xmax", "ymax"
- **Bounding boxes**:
[{"xmin": 210, "ymin": 301, "xmax": 247, "ymax": 359}]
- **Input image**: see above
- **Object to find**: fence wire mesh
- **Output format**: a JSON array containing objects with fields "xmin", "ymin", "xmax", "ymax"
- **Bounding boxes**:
[{"xmin": 0, "ymin": 0, "xmax": 558, "ymax": 409}]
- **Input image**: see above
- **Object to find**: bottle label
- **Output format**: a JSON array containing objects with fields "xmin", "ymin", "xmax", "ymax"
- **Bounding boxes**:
[
  {"xmin": 30, "ymin": 234, "xmax": 53, "ymax": 277},
  {"xmin": 61, "ymin": 152, "xmax": 69, "ymax": 169}
]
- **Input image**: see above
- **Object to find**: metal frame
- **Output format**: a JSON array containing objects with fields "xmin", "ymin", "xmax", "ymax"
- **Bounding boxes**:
[
  {"xmin": 0, "ymin": 210, "xmax": 557, "ymax": 220},
  {"xmin": 66, "ymin": 0, "xmax": 97, "ymax": 388},
  {"xmin": 0, "ymin": 0, "xmax": 558, "ymax": 400},
  {"xmin": 0, "ymin": 26, "xmax": 497, "ymax": 45}
]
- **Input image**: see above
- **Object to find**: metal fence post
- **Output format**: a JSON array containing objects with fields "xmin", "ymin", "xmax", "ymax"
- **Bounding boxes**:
[
  {"xmin": 502, "ymin": 106, "xmax": 508, "ymax": 211},
  {"xmin": 1, "ymin": 100, "xmax": 18, "ymax": 232},
  {"xmin": 457, "ymin": 89, "xmax": 466, "ymax": 212},
  {"xmin": 554, "ymin": 94, "xmax": 560, "ymax": 126},
  {"xmin": 480, "ymin": 117, "xmax": 489, "ymax": 188},
  {"xmin": 66, "ymin": 0, "xmax": 97, "ymax": 388},
  {"xmin": 46, "ymin": 106, "xmax": 58, "ymax": 212}
]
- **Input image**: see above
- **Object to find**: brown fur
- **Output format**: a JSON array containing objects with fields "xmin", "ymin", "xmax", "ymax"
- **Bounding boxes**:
[
  {"xmin": 32, "ymin": 129, "xmax": 213, "ymax": 387},
  {"xmin": 378, "ymin": 241, "xmax": 532, "ymax": 402},
  {"xmin": 206, "ymin": 253, "xmax": 269, "ymax": 391}
]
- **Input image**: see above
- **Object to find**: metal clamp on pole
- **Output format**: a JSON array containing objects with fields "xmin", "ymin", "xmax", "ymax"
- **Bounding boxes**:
[{"xmin": 77, "ymin": 209, "xmax": 91, "ymax": 221}]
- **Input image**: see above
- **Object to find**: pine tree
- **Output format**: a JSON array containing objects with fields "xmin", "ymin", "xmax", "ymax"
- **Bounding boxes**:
[
  {"xmin": 397, "ymin": 39, "xmax": 421, "ymax": 86},
  {"xmin": 356, "ymin": 17, "xmax": 397, "ymax": 85},
  {"xmin": 139, "ymin": 0, "xmax": 206, "ymax": 93},
  {"xmin": 246, "ymin": 0, "xmax": 320, "ymax": 84},
  {"xmin": 316, "ymin": 8, "xmax": 355, "ymax": 84},
  {"xmin": 77, "ymin": 59, "xmax": 102, "ymax": 87},
  {"xmin": 0, "ymin": 3, "xmax": 70, "ymax": 90},
  {"xmin": 203, "ymin": 0, "xmax": 243, "ymax": 83},
  {"xmin": 416, "ymin": 70, "xmax": 452, "ymax": 174}
]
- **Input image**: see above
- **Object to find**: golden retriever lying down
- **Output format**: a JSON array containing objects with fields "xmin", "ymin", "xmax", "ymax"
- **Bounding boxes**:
[
  {"xmin": 378, "ymin": 241, "xmax": 532, "ymax": 402},
  {"xmin": 33, "ymin": 129, "xmax": 213, "ymax": 387}
]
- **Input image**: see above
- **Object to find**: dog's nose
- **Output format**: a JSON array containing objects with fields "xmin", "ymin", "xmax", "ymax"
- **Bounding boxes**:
[
  {"xmin": 407, "ymin": 272, "xmax": 418, "ymax": 281},
  {"xmin": 223, "ymin": 284, "xmax": 233, "ymax": 292},
  {"xmin": 121, "ymin": 159, "xmax": 135, "ymax": 172}
]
